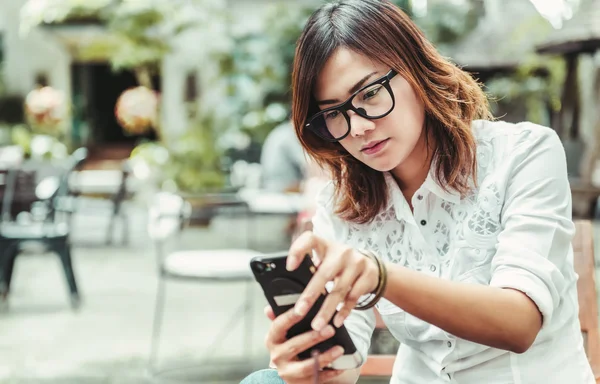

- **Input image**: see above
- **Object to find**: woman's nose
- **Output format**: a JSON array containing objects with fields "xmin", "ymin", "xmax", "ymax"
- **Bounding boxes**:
[{"xmin": 348, "ymin": 110, "xmax": 376, "ymax": 137}]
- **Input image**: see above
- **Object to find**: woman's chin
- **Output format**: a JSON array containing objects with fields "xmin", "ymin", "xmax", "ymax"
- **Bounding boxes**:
[{"xmin": 365, "ymin": 155, "xmax": 406, "ymax": 173}]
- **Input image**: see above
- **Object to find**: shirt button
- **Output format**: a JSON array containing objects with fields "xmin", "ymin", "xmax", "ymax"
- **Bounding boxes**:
[
  {"xmin": 447, "ymin": 341, "xmax": 452, "ymax": 348},
  {"xmin": 417, "ymin": 195, "xmax": 423, "ymax": 200},
  {"xmin": 420, "ymin": 220, "xmax": 427, "ymax": 226},
  {"xmin": 430, "ymin": 265, "xmax": 437, "ymax": 272}
]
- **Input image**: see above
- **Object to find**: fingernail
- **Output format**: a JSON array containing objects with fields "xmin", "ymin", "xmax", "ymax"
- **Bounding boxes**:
[
  {"xmin": 295, "ymin": 301, "xmax": 308, "ymax": 316},
  {"xmin": 333, "ymin": 346, "xmax": 345, "ymax": 358},
  {"xmin": 333, "ymin": 314, "xmax": 344, "ymax": 328},
  {"xmin": 320, "ymin": 325, "xmax": 334, "ymax": 338},
  {"xmin": 312, "ymin": 317, "xmax": 326, "ymax": 331},
  {"xmin": 286, "ymin": 257, "xmax": 296, "ymax": 271}
]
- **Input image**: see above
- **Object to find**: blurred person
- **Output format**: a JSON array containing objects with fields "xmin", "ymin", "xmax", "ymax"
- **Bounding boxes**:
[
  {"xmin": 260, "ymin": 120, "xmax": 310, "ymax": 237},
  {"xmin": 260, "ymin": 120, "xmax": 307, "ymax": 193},
  {"xmin": 242, "ymin": 1, "xmax": 595, "ymax": 384},
  {"xmin": 293, "ymin": 159, "xmax": 330, "ymax": 240}
]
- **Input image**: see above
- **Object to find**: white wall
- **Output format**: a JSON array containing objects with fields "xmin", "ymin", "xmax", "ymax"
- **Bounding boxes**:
[{"xmin": 0, "ymin": 0, "xmax": 71, "ymax": 99}]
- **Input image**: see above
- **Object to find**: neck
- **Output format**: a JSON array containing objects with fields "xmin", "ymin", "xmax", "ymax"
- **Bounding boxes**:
[{"xmin": 390, "ymin": 129, "xmax": 433, "ymax": 202}]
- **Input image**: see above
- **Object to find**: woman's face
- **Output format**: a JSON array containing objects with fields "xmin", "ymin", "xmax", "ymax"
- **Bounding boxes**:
[{"xmin": 313, "ymin": 48, "xmax": 426, "ymax": 174}]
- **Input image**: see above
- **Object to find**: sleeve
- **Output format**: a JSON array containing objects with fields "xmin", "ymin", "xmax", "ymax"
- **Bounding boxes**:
[
  {"xmin": 489, "ymin": 126, "xmax": 575, "ymax": 328},
  {"xmin": 311, "ymin": 182, "xmax": 376, "ymax": 365}
]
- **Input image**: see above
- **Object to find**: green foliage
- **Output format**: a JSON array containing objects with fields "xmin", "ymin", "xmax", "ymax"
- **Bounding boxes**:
[
  {"xmin": 19, "ymin": 0, "xmax": 112, "ymax": 34},
  {"xmin": 391, "ymin": 0, "xmax": 482, "ymax": 47},
  {"xmin": 130, "ymin": 113, "xmax": 226, "ymax": 193},
  {"xmin": 213, "ymin": 3, "xmax": 313, "ymax": 143},
  {"xmin": 486, "ymin": 55, "xmax": 565, "ymax": 124},
  {"xmin": 11, "ymin": 125, "xmax": 32, "ymax": 155},
  {"xmin": 23, "ymin": 0, "xmax": 215, "ymax": 87},
  {"xmin": 413, "ymin": 1, "xmax": 482, "ymax": 47},
  {"xmin": 104, "ymin": 1, "xmax": 202, "ymax": 77},
  {"xmin": 10, "ymin": 124, "xmax": 68, "ymax": 159},
  {"xmin": 164, "ymin": 114, "xmax": 225, "ymax": 192},
  {"xmin": 390, "ymin": 0, "xmax": 413, "ymax": 16},
  {"xmin": 484, "ymin": 16, "xmax": 564, "ymax": 124}
]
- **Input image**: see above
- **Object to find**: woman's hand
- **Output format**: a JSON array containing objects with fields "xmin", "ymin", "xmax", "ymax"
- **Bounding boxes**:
[
  {"xmin": 263, "ymin": 305, "xmax": 346, "ymax": 383},
  {"xmin": 287, "ymin": 231, "xmax": 380, "ymax": 331}
]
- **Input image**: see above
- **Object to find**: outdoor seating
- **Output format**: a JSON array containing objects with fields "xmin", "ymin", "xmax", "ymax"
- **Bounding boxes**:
[
  {"xmin": 146, "ymin": 191, "xmax": 265, "ymax": 381},
  {"xmin": 0, "ymin": 147, "xmax": 88, "ymax": 310}
]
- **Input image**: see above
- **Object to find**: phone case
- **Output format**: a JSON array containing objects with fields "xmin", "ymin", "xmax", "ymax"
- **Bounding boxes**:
[{"xmin": 250, "ymin": 253, "xmax": 362, "ymax": 370}]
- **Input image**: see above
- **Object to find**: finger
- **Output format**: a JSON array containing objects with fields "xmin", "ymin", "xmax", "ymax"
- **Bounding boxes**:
[
  {"xmin": 333, "ymin": 272, "xmax": 376, "ymax": 327},
  {"xmin": 287, "ymin": 231, "xmax": 327, "ymax": 271},
  {"xmin": 318, "ymin": 369, "xmax": 345, "ymax": 382},
  {"xmin": 332, "ymin": 255, "xmax": 380, "ymax": 327},
  {"xmin": 295, "ymin": 249, "xmax": 347, "ymax": 322},
  {"xmin": 271, "ymin": 325, "xmax": 335, "ymax": 364},
  {"xmin": 312, "ymin": 267, "xmax": 357, "ymax": 331},
  {"xmin": 279, "ymin": 345, "xmax": 345, "ymax": 381},
  {"xmin": 266, "ymin": 307, "xmax": 303, "ymax": 347},
  {"xmin": 264, "ymin": 305, "xmax": 276, "ymax": 321}
]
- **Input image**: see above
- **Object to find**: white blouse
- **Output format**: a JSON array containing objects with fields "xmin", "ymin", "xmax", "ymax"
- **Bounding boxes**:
[{"xmin": 312, "ymin": 120, "xmax": 595, "ymax": 383}]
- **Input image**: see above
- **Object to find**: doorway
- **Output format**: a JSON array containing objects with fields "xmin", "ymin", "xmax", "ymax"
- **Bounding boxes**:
[{"xmin": 70, "ymin": 63, "xmax": 159, "ymax": 151}]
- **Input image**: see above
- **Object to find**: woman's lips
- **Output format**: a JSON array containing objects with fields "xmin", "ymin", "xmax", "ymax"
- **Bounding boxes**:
[{"xmin": 361, "ymin": 139, "xmax": 389, "ymax": 155}]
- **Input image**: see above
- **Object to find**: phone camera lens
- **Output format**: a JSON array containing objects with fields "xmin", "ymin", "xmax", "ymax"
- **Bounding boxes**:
[{"xmin": 254, "ymin": 262, "xmax": 265, "ymax": 274}]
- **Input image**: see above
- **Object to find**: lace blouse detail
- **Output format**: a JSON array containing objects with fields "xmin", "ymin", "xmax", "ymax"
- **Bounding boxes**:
[{"xmin": 311, "ymin": 120, "xmax": 585, "ymax": 382}]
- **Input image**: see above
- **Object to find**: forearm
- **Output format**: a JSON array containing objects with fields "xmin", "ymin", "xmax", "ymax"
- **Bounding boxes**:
[
  {"xmin": 325, "ymin": 368, "xmax": 360, "ymax": 384},
  {"xmin": 384, "ymin": 264, "xmax": 542, "ymax": 353}
]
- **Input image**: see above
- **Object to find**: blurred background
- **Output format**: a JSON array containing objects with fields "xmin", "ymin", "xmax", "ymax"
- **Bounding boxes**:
[{"xmin": 0, "ymin": 0, "xmax": 599, "ymax": 383}]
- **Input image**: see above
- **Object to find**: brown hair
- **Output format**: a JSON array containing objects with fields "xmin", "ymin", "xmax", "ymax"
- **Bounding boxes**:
[{"xmin": 292, "ymin": 0, "xmax": 492, "ymax": 224}]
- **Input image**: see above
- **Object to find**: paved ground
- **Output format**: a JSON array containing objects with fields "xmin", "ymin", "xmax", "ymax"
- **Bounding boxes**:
[
  {"xmin": 0, "ymin": 199, "xmax": 291, "ymax": 384},
  {"xmin": 1, "ymin": 198, "xmax": 600, "ymax": 384}
]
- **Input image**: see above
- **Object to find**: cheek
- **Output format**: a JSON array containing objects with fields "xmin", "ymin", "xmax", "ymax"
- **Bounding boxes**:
[
  {"xmin": 339, "ymin": 139, "xmax": 361, "ymax": 157},
  {"xmin": 384, "ymin": 105, "xmax": 423, "ymax": 142}
]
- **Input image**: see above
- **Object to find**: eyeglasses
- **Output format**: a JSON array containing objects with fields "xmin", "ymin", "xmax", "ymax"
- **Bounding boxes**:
[{"xmin": 305, "ymin": 69, "xmax": 398, "ymax": 142}]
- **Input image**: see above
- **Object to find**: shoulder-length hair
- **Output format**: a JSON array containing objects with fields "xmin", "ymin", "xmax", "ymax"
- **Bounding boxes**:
[{"xmin": 291, "ymin": 0, "xmax": 492, "ymax": 224}]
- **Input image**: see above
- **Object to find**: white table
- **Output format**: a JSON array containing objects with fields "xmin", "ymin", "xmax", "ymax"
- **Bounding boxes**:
[{"xmin": 237, "ymin": 189, "xmax": 307, "ymax": 215}]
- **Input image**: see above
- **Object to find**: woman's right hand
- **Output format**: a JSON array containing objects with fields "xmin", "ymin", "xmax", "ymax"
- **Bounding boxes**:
[{"xmin": 263, "ymin": 305, "xmax": 346, "ymax": 384}]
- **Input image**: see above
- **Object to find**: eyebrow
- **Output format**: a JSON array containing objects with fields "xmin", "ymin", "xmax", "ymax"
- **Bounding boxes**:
[{"xmin": 316, "ymin": 71, "xmax": 380, "ymax": 106}]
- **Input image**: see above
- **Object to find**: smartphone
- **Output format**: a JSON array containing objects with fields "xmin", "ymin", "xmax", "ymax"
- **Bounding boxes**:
[{"xmin": 250, "ymin": 252, "xmax": 362, "ymax": 370}]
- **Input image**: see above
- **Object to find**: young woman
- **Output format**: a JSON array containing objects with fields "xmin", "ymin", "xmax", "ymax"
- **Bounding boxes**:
[{"xmin": 241, "ymin": 0, "xmax": 595, "ymax": 383}]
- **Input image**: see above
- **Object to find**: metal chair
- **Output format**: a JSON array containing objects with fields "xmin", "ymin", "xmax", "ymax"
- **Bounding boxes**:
[
  {"xmin": 0, "ymin": 147, "xmax": 88, "ymax": 309},
  {"xmin": 147, "ymin": 191, "xmax": 264, "ymax": 382},
  {"xmin": 67, "ymin": 158, "xmax": 134, "ymax": 246}
]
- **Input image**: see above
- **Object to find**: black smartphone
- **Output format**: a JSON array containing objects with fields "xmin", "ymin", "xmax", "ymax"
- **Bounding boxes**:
[{"xmin": 250, "ymin": 252, "xmax": 362, "ymax": 370}]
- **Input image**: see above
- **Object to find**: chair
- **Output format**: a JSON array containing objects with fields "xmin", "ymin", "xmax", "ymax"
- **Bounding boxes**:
[
  {"xmin": 0, "ymin": 148, "xmax": 88, "ymax": 309},
  {"xmin": 106, "ymin": 160, "xmax": 133, "ymax": 245},
  {"xmin": 68, "ymin": 158, "xmax": 135, "ymax": 246},
  {"xmin": 147, "ymin": 191, "xmax": 264, "ymax": 381},
  {"xmin": 359, "ymin": 219, "xmax": 600, "ymax": 383}
]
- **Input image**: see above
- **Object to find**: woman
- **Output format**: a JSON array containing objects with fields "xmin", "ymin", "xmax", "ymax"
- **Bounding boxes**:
[{"xmin": 241, "ymin": 0, "xmax": 595, "ymax": 383}]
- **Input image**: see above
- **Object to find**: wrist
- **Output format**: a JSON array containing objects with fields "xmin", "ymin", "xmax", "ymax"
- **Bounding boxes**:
[
  {"xmin": 365, "ymin": 253, "xmax": 380, "ymax": 293},
  {"xmin": 355, "ymin": 249, "xmax": 388, "ymax": 310}
]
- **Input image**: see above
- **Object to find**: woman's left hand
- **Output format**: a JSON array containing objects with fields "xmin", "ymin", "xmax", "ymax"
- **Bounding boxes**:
[{"xmin": 287, "ymin": 231, "xmax": 380, "ymax": 331}]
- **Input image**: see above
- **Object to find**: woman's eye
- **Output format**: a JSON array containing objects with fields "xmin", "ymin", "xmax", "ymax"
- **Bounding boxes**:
[
  {"xmin": 325, "ymin": 110, "xmax": 340, "ymax": 120},
  {"xmin": 364, "ymin": 86, "xmax": 381, "ymax": 100}
]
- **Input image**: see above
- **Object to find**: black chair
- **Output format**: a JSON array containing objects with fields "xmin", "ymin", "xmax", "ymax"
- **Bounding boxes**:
[
  {"xmin": 68, "ymin": 158, "xmax": 134, "ymax": 246},
  {"xmin": 106, "ymin": 159, "xmax": 133, "ymax": 245},
  {"xmin": 0, "ymin": 148, "xmax": 88, "ymax": 310}
]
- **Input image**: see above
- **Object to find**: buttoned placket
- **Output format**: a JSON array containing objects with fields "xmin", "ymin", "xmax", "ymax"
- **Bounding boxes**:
[{"xmin": 412, "ymin": 190, "xmax": 441, "ymax": 276}]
